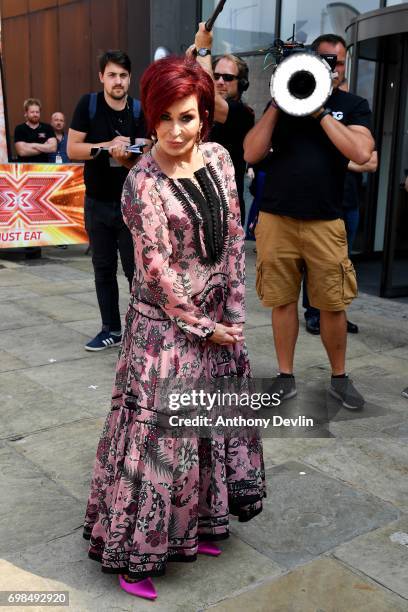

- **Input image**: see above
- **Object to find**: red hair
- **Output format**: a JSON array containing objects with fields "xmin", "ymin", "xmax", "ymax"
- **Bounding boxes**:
[{"xmin": 140, "ymin": 56, "xmax": 215, "ymax": 140}]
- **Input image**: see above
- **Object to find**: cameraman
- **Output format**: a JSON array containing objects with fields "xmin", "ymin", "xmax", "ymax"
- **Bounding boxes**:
[{"xmin": 244, "ymin": 34, "xmax": 374, "ymax": 410}]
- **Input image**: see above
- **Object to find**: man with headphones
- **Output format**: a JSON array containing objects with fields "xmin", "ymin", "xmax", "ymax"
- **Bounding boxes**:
[{"xmin": 193, "ymin": 23, "xmax": 254, "ymax": 224}]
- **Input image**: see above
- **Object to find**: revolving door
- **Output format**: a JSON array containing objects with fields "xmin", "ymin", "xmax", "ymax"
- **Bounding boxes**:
[{"xmin": 347, "ymin": 4, "xmax": 408, "ymax": 298}]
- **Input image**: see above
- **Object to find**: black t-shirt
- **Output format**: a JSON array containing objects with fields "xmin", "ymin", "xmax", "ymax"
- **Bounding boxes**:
[
  {"xmin": 343, "ymin": 170, "xmax": 362, "ymax": 210},
  {"xmin": 260, "ymin": 88, "xmax": 372, "ymax": 220},
  {"xmin": 14, "ymin": 122, "xmax": 55, "ymax": 163},
  {"xmin": 209, "ymin": 99, "xmax": 254, "ymax": 203},
  {"xmin": 70, "ymin": 92, "xmax": 146, "ymax": 202}
]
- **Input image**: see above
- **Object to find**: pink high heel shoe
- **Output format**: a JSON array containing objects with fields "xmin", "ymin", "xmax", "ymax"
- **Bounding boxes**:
[
  {"xmin": 197, "ymin": 541, "xmax": 222, "ymax": 556},
  {"xmin": 119, "ymin": 575, "xmax": 157, "ymax": 600}
]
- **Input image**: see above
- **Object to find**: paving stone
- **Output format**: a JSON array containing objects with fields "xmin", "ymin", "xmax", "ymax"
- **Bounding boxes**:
[
  {"xmin": 347, "ymin": 321, "xmax": 408, "ymax": 353},
  {"xmin": 0, "ymin": 286, "xmax": 39, "ymax": 301},
  {"xmin": 261, "ymin": 438, "xmax": 336, "ymax": 468},
  {"xmin": 305, "ymin": 438, "xmax": 408, "ymax": 511},
  {"xmin": 0, "ymin": 302, "xmax": 53, "ymax": 331},
  {"xmin": 382, "ymin": 421, "xmax": 408, "ymax": 441},
  {"xmin": 65, "ymin": 291, "xmax": 99, "ymax": 307},
  {"xmin": 0, "ymin": 371, "xmax": 93, "ymax": 439},
  {"xmin": 209, "ymin": 556, "xmax": 408, "ymax": 612},
  {"xmin": 2, "ymin": 531, "xmax": 281, "ymax": 612},
  {"xmin": 243, "ymin": 294, "xmax": 271, "ymax": 330},
  {"xmin": 328, "ymin": 410, "xmax": 408, "ymax": 439},
  {"xmin": 0, "ymin": 323, "xmax": 93, "ymax": 366},
  {"xmin": 9, "ymin": 418, "xmax": 105, "ymax": 502},
  {"xmin": 63, "ymin": 318, "xmax": 104, "ymax": 338},
  {"xmin": 25, "ymin": 279, "xmax": 94, "ymax": 296},
  {"xmin": 21, "ymin": 263, "xmax": 91, "ymax": 282},
  {"xmin": 386, "ymin": 346, "xmax": 408, "ymax": 361},
  {"xmin": 346, "ymin": 353, "xmax": 408, "ymax": 381},
  {"xmin": 349, "ymin": 290, "xmax": 408, "ymax": 319},
  {"xmin": 0, "ymin": 269, "xmax": 42, "ymax": 287},
  {"xmin": 0, "ymin": 444, "xmax": 83, "ymax": 554},
  {"xmin": 247, "ymin": 328, "xmax": 373, "ymax": 375},
  {"xmin": 230, "ymin": 462, "xmax": 399, "ymax": 569},
  {"xmin": 0, "ymin": 558, "xmax": 78, "ymax": 612},
  {"xmin": 22, "ymin": 358, "xmax": 118, "ymax": 416},
  {"xmin": 294, "ymin": 330, "xmax": 371, "ymax": 369},
  {"xmin": 0, "ymin": 349, "xmax": 27, "ymax": 373},
  {"xmin": 26, "ymin": 295, "xmax": 100, "ymax": 323},
  {"xmin": 334, "ymin": 516, "xmax": 408, "ymax": 600}
]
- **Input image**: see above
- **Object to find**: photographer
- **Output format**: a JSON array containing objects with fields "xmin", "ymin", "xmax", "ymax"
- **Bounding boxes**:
[
  {"xmin": 67, "ymin": 50, "xmax": 148, "ymax": 352},
  {"xmin": 192, "ymin": 23, "xmax": 254, "ymax": 224},
  {"xmin": 244, "ymin": 34, "xmax": 375, "ymax": 410}
]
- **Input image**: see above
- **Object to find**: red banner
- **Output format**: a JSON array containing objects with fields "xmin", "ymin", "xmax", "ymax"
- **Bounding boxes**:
[
  {"xmin": 0, "ymin": 11, "xmax": 8, "ymax": 163},
  {"xmin": 0, "ymin": 163, "xmax": 87, "ymax": 248}
]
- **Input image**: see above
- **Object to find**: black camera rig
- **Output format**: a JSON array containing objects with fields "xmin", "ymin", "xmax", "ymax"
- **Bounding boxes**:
[{"xmin": 268, "ymin": 26, "xmax": 337, "ymax": 72}]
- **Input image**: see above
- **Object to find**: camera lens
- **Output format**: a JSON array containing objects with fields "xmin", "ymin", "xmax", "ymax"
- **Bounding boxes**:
[{"xmin": 288, "ymin": 70, "xmax": 316, "ymax": 99}]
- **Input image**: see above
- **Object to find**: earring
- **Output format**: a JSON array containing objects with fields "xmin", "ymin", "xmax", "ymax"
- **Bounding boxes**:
[
  {"xmin": 196, "ymin": 125, "xmax": 202, "ymax": 150},
  {"xmin": 151, "ymin": 131, "xmax": 157, "ymax": 143}
]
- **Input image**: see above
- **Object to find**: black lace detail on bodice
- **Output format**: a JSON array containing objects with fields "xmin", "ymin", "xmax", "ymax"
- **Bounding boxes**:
[{"xmin": 168, "ymin": 165, "xmax": 229, "ymax": 266}]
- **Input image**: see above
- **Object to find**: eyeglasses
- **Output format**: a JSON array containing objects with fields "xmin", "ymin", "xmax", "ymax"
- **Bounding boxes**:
[{"xmin": 213, "ymin": 73, "xmax": 239, "ymax": 82}]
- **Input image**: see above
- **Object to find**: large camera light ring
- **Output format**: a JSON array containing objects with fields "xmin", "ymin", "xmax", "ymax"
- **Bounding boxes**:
[{"xmin": 271, "ymin": 53, "xmax": 333, "ymax": 117}]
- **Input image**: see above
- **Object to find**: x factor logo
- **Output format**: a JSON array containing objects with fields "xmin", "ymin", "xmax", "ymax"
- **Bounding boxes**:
[{"xmin": 0, "ymin": 165, "xmax": 73, "ymax": 228}]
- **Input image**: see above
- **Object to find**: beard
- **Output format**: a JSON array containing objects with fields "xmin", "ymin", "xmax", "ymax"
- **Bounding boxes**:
[{"xmin": 109, "ymin": 88, "xmax": 127, "ymax": 100}]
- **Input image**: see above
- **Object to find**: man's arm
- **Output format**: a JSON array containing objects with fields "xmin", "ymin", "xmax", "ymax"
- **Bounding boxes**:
[
  {"xmin": 67, "ymin": 128, "xmax": 129, "ymax": 161},
  {"xmin": 192, "ymin": 22, "xmax": 229, "ymax": 124},
  {"xmin": 243, "ymin": 104, "xmax": 279, "ymax": 164},
  {"xmin": 33, "ymin": 137, "xmax": 58, "ymax": 154},
  {"xmin": 110, "ymin": 140, "xmax": 153, "ymax": 170},
  {"xmin": 14, "ymin": 141, "xmax": 42, "ymax": 157},
  {"xmin": 348, "ymin": 151, "xmax": 378, "ymax": 173},
  {"xmin": 315, "ymin": 108, "xmax": 374, "ymax": 165}
]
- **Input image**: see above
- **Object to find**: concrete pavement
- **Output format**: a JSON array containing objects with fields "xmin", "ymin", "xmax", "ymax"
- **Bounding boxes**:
[{"xmin": 0, "ymin": 244, "xmax": 407, "ymax": 612}]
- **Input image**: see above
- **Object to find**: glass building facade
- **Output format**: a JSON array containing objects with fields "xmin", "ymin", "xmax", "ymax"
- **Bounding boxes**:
[
  {"xmin": 202, "ymin": 0, "xmax": 384, "ymax": 53},
  {"xmin": 201, "ymin": 0, "xmax": 408, "ymax": 297}
]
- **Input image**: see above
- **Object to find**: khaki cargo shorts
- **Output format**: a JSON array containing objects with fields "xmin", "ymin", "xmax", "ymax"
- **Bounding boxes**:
[{"xmin": 255, "ymin": 212, "xmax": 358, "ymax": 311}]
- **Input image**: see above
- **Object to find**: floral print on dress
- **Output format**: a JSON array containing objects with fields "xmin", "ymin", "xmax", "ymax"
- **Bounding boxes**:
[{"xmin": 83, "ymin": 142, "xmax": 265, "ymax": 580}]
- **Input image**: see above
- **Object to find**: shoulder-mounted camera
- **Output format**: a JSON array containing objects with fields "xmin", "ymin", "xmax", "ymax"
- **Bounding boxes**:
[{"xmin": 268, "ymin": 33, "xmax": 337, "ymax": 117}]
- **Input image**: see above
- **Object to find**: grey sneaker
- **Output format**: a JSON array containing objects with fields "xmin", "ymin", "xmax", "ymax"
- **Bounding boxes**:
[
  {"xmin": 267, "ymin": 375, "xmax": 297, "ymax": 402},
  {"xmin": 329, "ymin": 376, "xmax": 365, "ymax": 410}
]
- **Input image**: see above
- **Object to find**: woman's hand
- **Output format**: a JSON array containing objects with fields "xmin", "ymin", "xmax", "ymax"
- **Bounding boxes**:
[{"xmin": 209, "ymin": 323, "xmax": 244, "ymax": 345}]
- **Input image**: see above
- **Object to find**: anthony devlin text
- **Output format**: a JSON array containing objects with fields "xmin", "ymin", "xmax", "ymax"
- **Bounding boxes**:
[{"xmin": 169, "ymin": 415, "xmax": 314, "ymax": 428}]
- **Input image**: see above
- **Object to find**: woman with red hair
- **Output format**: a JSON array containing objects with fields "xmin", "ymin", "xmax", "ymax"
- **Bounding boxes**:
[{"xmin": 83, "ymin": 56, "xmax": 265, "ymax": 600}]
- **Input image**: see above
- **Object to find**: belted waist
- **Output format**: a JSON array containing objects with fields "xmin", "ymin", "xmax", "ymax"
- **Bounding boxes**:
[{"xmin": 129, "ymin": 296, "xmax": 169, "ymax": 320}]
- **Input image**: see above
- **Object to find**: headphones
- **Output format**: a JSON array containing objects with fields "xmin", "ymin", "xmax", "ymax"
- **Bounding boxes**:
[{"xmin": 235, "ymin": 55, "xmax": 249, "ymax": 94}]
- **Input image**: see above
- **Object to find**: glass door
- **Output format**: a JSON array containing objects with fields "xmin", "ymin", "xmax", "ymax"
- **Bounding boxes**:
[
  {"xmin": 350, "ymin": 39, "xmax": 380, "ymax": 255},
  {"xmin": 380, "ymin": 34, "xmax": 408, "ymax": 297}
]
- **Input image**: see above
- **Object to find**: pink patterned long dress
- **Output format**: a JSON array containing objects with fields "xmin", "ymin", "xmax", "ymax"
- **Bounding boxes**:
[{"xmin": 83, "ymin": 142, "xmax": 265, "ymax": 580}]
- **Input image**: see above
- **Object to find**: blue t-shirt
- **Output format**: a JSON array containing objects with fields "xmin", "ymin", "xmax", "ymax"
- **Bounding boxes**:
[{"xmin": 48, "ymin": 134, "xmax": 70, "ymax": 163}]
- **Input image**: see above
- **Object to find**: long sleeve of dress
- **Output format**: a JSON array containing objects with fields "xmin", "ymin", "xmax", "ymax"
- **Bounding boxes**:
[
  {"xmin": 221, "ymin": 148, "xmax": 246, "ymax": 324},
  {"xmin": 122, "ymin": 170, "xmax": 216, "ymax": 339}
]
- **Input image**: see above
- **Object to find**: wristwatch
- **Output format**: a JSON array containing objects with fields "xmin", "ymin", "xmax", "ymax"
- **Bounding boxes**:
[{"xmin": 197, "ymin": 48, "xmax": 211, "ymax": 57}]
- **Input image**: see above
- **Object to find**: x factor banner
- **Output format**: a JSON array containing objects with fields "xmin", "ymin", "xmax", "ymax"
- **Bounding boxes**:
[
  {"xmin": 0, "ymin": 164, "xmax": 87, "ymax": 248},
  {"xmin": 0, "ymin": 10, "xmax": 8, "ymax": 163}
]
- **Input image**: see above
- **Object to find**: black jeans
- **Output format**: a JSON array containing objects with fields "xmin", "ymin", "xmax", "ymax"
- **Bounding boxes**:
[{"xmin": 84, "ymin": 196, "xmax": 134, "ymax": 332}]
